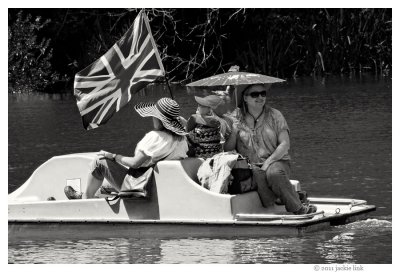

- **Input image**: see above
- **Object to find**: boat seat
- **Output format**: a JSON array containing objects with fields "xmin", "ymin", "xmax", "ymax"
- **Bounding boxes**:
[{"xmin": 179, "ymin": 157, "xmax": 204, "ymax": 184}]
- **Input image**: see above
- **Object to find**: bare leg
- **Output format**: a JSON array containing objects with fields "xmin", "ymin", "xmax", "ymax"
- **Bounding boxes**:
[
  {"xmin": 84, "ymin": 157, "xmax": 128, "ymax": 199},
  {"xmin": 83, "ymin": 174, "xmax": 103, "ymax": 199}
]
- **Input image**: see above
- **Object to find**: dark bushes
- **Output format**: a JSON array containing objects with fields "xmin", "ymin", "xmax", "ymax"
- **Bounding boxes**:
[
  {"xmin": 8, "ymin": 8, "xmax": 391, "ymax": 93},
  {"xmin": 8, "ymin": 11, "xmax": 65, "ymax": 93}
]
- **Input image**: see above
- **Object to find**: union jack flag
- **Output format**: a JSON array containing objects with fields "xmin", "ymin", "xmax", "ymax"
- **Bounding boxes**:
[{"xmin": 74, "ymin": 11, "xmax": 165, "ymax": 130}]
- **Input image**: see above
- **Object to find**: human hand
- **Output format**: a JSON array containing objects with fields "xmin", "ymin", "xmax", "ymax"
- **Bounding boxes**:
[
  {"xmin": 261, "ymin": 161, "xmax": 271, "ymax": 171},
  {"xmin": 228, "ymin": 174, "xmax": 234, "ymax": 185},
  {"xmin": 240, "ymin": 179, "xmax": 252, "ymax": 192},
  {"xmin": 232, "ymin": 122, "xmax": 240, "ymax": 135},
  {"xmin": 97, "ymin": 150, "xmax": 113, "ymax": 160}
]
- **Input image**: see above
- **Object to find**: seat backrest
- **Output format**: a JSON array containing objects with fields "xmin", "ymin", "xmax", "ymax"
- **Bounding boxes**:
[{"xmin": 179, "ymin": 158, "xmax": 204, "ymax": 184}]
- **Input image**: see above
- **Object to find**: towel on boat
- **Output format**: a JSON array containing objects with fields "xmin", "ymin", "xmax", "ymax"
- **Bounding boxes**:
[{"xmin": 197, "ymin": 152, "xmax": 239, "ymax": 193}]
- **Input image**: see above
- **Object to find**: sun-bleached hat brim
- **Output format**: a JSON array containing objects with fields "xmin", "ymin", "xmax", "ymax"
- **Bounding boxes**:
[
  {"xmin": 194, "ymin": 95, "xmax": 223, "ymax": 109},
  {"xmin": 134, "ymin": 98, "xmax": 187, "ymax": 136}
]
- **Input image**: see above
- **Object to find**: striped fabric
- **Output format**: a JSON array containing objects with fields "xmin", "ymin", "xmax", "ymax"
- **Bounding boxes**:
[
  {"xmin": 74, "ymin": 11, "xmax": 165, "ymax": 130},
  {"xmin": 134, "ymin": 98, "xmax": 187, "ymax": 136}
]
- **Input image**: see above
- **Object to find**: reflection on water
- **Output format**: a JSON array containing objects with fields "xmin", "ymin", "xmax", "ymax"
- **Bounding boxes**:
[
  {"xmin": 8, "ymin": 76, "xmax": 392, "ymax": 263},
  {"xmin": 233, "ymin": 237, "xmax": 310, "ymax": 263},
  {"xmin": 159, "ymin": 239, "xmax": 235, "ymax": 263},
  {"xmin": 8, "ymin": 238, "xmax": 162, "ymax": 264},
  {"xmin": 317, "ymin": 232, "xmax": 356, "ymax": 263},
  {"xmin": 8, "ymin": 219, "xmax": 392, "ymax": 264}
]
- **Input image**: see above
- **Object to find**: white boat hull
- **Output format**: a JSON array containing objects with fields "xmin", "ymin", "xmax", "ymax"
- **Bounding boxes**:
[{"xmin": 8, "ymin": 153, "xmax": 375, "ymax": 239}]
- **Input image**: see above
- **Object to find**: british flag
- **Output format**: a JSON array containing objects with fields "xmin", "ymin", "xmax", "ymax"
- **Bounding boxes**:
[{"xmin": 74, "ymin": 11, "xmax": 165, "ymax": 130}]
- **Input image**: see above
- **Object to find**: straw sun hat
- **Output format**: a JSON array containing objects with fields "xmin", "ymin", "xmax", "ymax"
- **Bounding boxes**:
[{"xmin": 134, "ymin": 97, "xmax": 187, "ymax": 136}]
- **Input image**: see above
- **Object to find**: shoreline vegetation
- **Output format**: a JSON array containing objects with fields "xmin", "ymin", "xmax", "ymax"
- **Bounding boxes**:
[{"xmin": 8, "ymin": 8, "xmax": 391, "ymax": 93}]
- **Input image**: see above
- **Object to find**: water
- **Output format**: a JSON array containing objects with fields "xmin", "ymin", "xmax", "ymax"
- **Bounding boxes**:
[{"xmin": 8, "ymin": 75, "xmax": 392, "ymax": 263}]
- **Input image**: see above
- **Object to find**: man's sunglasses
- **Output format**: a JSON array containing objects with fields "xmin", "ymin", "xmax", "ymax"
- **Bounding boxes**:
[{"xmin": 246, "ymin": 91, "xmax": 267, "ymax": 98}]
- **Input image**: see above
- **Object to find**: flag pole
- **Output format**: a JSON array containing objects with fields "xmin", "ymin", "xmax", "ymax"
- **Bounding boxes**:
[
  {"xmin": 142, "ymin": 10, "xmax": 172, "ymax": 100},
  {"xmin": 164, "ymin": 74, "xmax": 174, "ymax": 100}
]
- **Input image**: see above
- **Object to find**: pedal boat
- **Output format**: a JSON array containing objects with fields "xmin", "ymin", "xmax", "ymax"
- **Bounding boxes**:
[{"xmin": 8, "ymin": 153, "xmax": 376, "ymax": 240}]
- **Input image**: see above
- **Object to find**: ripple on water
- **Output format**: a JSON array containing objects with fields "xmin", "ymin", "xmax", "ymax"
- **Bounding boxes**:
[{"xmin": 338, "ymin": 218, "xmax": 392, "ymax": 231}]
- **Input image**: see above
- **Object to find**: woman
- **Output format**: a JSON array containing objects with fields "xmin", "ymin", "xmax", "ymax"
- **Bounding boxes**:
[
  {"xmin": 224, "ymin": 84, "xmax": 317, "ymax": 215},
  {"xmin": 65, "ymin": 97, "xmax": 188, "ymax": 199}
]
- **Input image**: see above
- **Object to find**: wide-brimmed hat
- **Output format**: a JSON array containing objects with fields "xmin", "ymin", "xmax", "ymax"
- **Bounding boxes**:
[
  {"xmin": 134, "ymin": 97, "xmax": 187, "ymax": 136},
  {"xmin": 194, "ymin": 95, "xmax": 223, "ymax": 109}
]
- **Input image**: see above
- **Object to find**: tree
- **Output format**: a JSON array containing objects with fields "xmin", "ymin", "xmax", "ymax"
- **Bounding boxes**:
[{"xmin": 8, "ymin": 11, "xmax": 62, "ymax": 93}]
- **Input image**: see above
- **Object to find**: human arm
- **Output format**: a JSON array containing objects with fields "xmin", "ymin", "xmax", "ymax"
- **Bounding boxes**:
[
  {"xmin": 178, "ymin": 116, "xmax": 187, "ymax": 129},
  {"xmin": 99, "ymin": 150, "xmax": 150, "ymax": 169},
  {"xmin": 261, "ymin": 130, "xmax": 290, "ymax": 171},
  {"xmin": 223, "ymin": 123, "xmax": 238, "ymax": 151},
  {"xmin": 186, "ymin": 115, "xmax": 197, "ymax": 132}
]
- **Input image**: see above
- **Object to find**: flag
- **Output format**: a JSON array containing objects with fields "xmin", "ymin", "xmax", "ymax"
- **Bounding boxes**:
[{"xmin": 74, "ymin": 10, "xmax": 165, "ymax": 130}]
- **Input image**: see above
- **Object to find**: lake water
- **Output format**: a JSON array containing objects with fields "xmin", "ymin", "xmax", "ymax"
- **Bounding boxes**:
[{"xmin": 8, "ymin": 75, "xmax": 392, "ymax": 264}]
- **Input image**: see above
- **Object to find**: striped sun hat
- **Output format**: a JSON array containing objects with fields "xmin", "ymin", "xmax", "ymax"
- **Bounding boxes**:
[{"xmin": 134, "ymin": 97, "xmax": 187, "ymax": 136}]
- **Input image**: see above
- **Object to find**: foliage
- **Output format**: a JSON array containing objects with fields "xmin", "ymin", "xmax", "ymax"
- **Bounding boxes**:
[
  {"xmin": 8, "ymin": 11, "xmax": 63, "ymax": 93},
  {"xmin": 233, "ymin": 8, "xmax": 392, "ymax": 77},
  {"xmin": 8, "ymin": 8, "xmax": 392, "ymax": 93}
]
